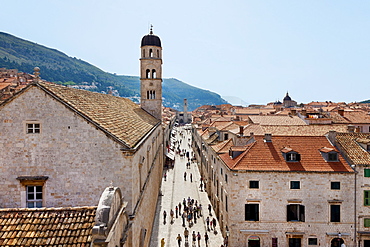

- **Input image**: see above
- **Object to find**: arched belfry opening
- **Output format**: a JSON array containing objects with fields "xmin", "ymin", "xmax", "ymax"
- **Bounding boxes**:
[{"xmin": 140, "ymin": 25, "xmax": 163, "ymax": 120}]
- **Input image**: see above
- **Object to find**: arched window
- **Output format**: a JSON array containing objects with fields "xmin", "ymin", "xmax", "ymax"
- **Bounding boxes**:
[
  {"xmin": 142, "ymin": 49, "xmax": 145, "ymax": 58},
  {"xmin": 147, "ymin": 91, "xmax": 150, "ymax": 99},
  {"xmin": 152, "ymin": 69, "xmax": 156, "ymax": 79},
  {"xmin": 153, "ymin": 91, "xmax": 156, "ymax": 99},
  {"xmin": 157, "ymin": 50, "xmax": 159, "ymax": 57},
  {"xmin": 146, "ymin": 69, "xmax": 150, "ymax": 78},
  {"xmin": 149, "ymin": 49, "xmax": 153, "ymax": 57}
]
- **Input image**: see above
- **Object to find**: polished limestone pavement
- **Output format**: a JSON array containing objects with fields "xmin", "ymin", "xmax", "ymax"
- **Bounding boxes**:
[{"xmin": 150, "ymin": 126, "xmax": 224, "ymax": 247}]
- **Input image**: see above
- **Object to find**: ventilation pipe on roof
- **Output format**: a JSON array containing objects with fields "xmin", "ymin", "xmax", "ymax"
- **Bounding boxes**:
[{"xmin": 264, "ymin": 133, "xmax": 272, "ymax": 142}]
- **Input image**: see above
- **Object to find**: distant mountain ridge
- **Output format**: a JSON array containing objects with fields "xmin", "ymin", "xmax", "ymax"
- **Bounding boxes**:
[{"xmin": 0, "ymin": 31, "xmax": 228, "ymax": 111}]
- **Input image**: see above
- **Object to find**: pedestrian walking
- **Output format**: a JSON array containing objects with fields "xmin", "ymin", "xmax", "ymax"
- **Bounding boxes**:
[
  {"xmin": 197, "ymin": 232, "xmax": 201, "ymax": 247},
  {"xmin": 184, "ymin": 228, "xmax": 189, "ymax": 241},
  {"xmin": 206, "ymin": 217, "xmax": 210, "ymax": 231},
  {"xmin": 184, "ymin": 172, "xmax": 187, "ymax": 181},
  {"xmin": 182, "ymin": 212, "xmax": 186, "ymax": 227},
  {"xmin": 164, "ymin": 172, "xmax": 167, "ymax": 181},
  {"xmin": 190, "ymin": 173, "xmax": 193, "ymax": 182},
  {"xmin": 210, "ymin": 219, "xmax": 213, "ymax": 230},
  {"xmin": 163, "ymin": 210, "xmax": 167, "ymax": 224},
  {"xmin": 208, "ymin": 204, "xmax": 212, "ymax": 216},
  {"xmin": 192, "ymin": 231, "xmax": 196, "ymax": 247},
  {"xmin": 204, "ymin": 232, "xmax": 209, "ymax": 246},
  {"xmin": 176, "ymin": 234, "xmax": 182, "ymax": 247},
  {"xmin": 161, "ymin": 238, "xmax": 165, "ymax": 247},
  {"xmin": 213, "ymin": 217, "xmax": 217, "ymax": 230},
  {"xmin": 170, "ymin": 209, "xmax": 174, "ymax": 223},
  {"xmin": 179, "ymin": 202, "xmax": 182, "ymax": 213},
  {"xmin": 199, "ymin": 183, "xmax": 203, "ymax": 191}
]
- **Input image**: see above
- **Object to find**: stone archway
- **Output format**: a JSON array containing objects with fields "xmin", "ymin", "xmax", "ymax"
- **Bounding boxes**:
[
  {"xmin": 331, "ymin": 238, "xmax": 344, "ymax": 247},
  {"xmin": 247, "ymin": 235, "xmax": 260, "ymax": 247}
]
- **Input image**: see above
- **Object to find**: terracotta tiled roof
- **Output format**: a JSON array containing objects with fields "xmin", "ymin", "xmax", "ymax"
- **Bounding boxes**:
[
  {"xmin": 220, "ymin": 136, "xmax": 352, "ymax": 172},
  {"xmin": 19, "ymin": 82, "xmax": 160, "ymax": 148},
  {"xmin": 336, "ymin": 132, "xmax": 370, "ymax": 165},
  {"xmin": 0, "ymin": 206, "xmax": 97, "ymax": 246},
  {"xmin": 212, "ymin": 139, "xmax": 234, "ymax": 153},
  {"xmin": 260, "ymin": 125, "xmax": 348, "ymax": 136},
  {"xmin": 248, "ymin": 116, "xmax": 307, "ymax": 125},
  {"xmin": 342, "ymin": 111, "xmax": 370, "ymax": 124}
]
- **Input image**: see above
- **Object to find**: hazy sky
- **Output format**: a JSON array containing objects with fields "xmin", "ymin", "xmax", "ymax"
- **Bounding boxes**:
[{"xmin": 2, "ymin": 1, "xmax": 369, "ymax": 104}]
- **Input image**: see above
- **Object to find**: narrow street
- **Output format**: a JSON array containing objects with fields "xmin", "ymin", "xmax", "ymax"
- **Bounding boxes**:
[{"xmin": 150, "ymin": 126, "xmax": 224, "ymax": 247}]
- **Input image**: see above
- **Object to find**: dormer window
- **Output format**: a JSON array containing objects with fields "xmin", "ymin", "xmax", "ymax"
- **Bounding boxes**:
[
  {"xmin": 281, "ymin": 147, "xmax": 301, "ymax": 162},
  {"xmin": 320, "ymin": 147, "xmax": 338, "ymax": 162},
  {"xmin": 356, "ymin": 138, "xmax": 370, "ymax": 152}
]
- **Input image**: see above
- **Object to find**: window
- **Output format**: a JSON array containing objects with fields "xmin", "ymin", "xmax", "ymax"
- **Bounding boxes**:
[
  {"xmin": 287, "ymin": 204, "xmax": 305, "ymax": 222},
  {"xmin": 289, "ymin": 238, "xmax": 301, "ymax": 247},
  {"xmin": 221, "ymin": 168, "xmax": 223, "ymax": 175},
  {"xmin": 245, "ymin": 204, "xmax": 259, "ymax": 221},
  {"xmin": 308, "ymin": 238, "xmax": 317, "ymax": 245},
  {"xmin": 224, "ymin": 133, "xmax": 229, "ymax": 140},
  {"xmin": 365, "ymin": 169, "xmax": 370, "ymax": 177},
  {"xmin": 365, "ymin": 191, "xmax": 370, "ymax": 206},
  {"xmin": 328, "ymin": 152, "xmax": 338, "ymax": 161},
  {"xmin": 284, "ymin": 152, "xmax": 301, "ymax": 162},
  {"xmin": 27, "ymin": 123, "xmax": 40, "ymax": 134},
  {"xmin": 330, "ymin": 205, "xmax": 340, "ymax": 222},
  {"xmin": 290, "ymin": 181, "xmax": 300, "ymax": 189},
  {"xmin": 152, "ymin": 69, "xmax": 156, "ymax": 78},
  {"xmin": 27, "ymin": 185, "xmax": 43, "ymax": 208},
  {"xmin": 249, "ymin": 180, "xmax": 259, "ymax": 189},
  {"xmin": 364, "ymin": 218, "xmax": 370, "ymax": 227},
  {"xmin": 225, "ymin": 195, "xmax": 228, "ymax": 212},
  {"xmin": 225, "ymin": 174, "xmax": 228, "ymax": 183},
  {"xmin": 331, "ymin": 182, "xmax": 340, "ymax": 190},
  {"xmin": 146, "ymin": 69, "xmax": 150, "ymax": 78}
]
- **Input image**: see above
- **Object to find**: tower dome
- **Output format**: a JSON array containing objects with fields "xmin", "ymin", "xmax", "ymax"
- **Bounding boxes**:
[
  {"xmin": 141, "ymin": 28, "xmax": 161, "ymax": 47},
  {"xmin": 283, "ymin": 92, "xmax": 291, "ymax": 101}
]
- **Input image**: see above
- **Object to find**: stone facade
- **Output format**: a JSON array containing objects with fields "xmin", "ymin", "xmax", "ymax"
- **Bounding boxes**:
[
  {"xmin": 192, "ymin": 125, "xmax": 356, "ymax": 246},
  {"xmin": 0, "ymin": 84, "xmax": 163, "ymax": 246}
]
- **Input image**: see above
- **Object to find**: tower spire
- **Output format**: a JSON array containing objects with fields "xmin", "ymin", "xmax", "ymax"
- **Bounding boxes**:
[{"xmin": 150, "ymin": 24, "xmax": 153, "ymax": 35}]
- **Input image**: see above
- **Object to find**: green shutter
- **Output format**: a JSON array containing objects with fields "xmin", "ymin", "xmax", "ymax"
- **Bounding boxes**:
[
  {"xmin": 365, "ymin": 169, "xmax": 370, "ymax": 177},
  {"xmin": 365, "ymin": 218, "xmax": 370, "ymax": 227},
  {"xmin": 365, "ymin": 191, "xmax": 370, "ymax": 206}
]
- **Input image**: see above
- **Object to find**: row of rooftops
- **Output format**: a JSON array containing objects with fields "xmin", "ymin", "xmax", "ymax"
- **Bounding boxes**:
[{"xmin": 194, "ymin": 108, "xmax": 370, "ymax": 172}]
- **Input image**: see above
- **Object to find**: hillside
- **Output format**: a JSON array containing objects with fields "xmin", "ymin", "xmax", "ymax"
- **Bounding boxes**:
[{"xmin": 0, "ymin": 31, "xmax": 227, "ymax": 111}]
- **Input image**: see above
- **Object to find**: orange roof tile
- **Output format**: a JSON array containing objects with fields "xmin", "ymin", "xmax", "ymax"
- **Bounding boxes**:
[
  {"xmin": 336, "ymin": 132, "xmax": 370, "ymax": 165},
  {"xmin": 220, "ymin": 136, "xmax": 352, "ymax": 172},
  {"xmin": 0, "ymin": 207, "xmax": 96, "ymax": 246}
]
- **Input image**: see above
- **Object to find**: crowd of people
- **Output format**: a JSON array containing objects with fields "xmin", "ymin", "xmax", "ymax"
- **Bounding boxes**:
[{"xmin": 159, "ymin": 126, "xmax": 226, "ymax": 247}]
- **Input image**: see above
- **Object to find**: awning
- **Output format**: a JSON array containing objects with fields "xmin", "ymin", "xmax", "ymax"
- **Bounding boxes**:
[
  {"xmin": 286, "ymin": 232, "xmax": 305, "ymax": 235},
  {"xmin": 358, "ymin": 231, "xmax": 370, "ymax": 235},
  {"xmin": 240, "ymin": 230, "xmax": 269, "ymax": 234},
  {"xmin": 165, "ymin": 151, "xmax": 175, "ymax": 160}
]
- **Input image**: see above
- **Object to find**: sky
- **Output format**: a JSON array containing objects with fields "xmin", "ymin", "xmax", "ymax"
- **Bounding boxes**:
[{"xmin": 1, "ymin": 1, "xmax": 370, "ymax": 105}]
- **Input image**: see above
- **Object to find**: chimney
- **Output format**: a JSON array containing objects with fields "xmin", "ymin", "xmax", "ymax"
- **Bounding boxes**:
[
  {"xmin": 338, "ymin": 109, "xmax": 344, "ymax": 116},
  {"xmin": 301, "ymin": 109, "xmax": 307, "ymax": 117},
  {"xmin": 347, "ymin": 125, "xmax": 355, "ymax": 133},
  {"xmin": 328, "ymin": 130, "xmax": 337, "ymax": 145},
  {"xmin": 239, "ymin": 126, "xmax": 244, "ymax": 136},
  {"xmin": 264, "ymin": 133, "xmax": 272, "ymax": 142},
  {"xmin": 291, "ymin": 109, "xmax": 296, "ymax": 115}
]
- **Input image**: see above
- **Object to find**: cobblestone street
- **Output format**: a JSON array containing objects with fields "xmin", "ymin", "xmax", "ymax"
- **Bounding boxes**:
[{"xmin": 150, "ymin": 126, "xmax": 224, "ymax": 247}]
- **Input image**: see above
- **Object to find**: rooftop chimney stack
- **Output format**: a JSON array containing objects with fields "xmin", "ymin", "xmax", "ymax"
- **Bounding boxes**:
[
  {"xmin": 264, "ymin": 133, "xmax": 272, "ymax": 142},
  {"xmin": 239, "ymin": 126, "xmax": 244, "ymax": 137},
  {"xmin": 338, "ymin": 109, "xmax": 345, "ymax": 116}
]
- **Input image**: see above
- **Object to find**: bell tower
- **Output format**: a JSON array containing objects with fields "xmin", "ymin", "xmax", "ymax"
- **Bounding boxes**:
[{"xmin": 140, "ymin": 26, "xmax": 162, "ymax": 120}]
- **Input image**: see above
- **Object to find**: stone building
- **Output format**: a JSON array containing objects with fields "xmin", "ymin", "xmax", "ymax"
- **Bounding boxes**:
[
  {"xmin": 0, "ymin": 30, "xmax": 165, "ymax": 247},
  {"xmin": 192, "ymin": 121, "xmax": 356, "ymax": 247}
]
